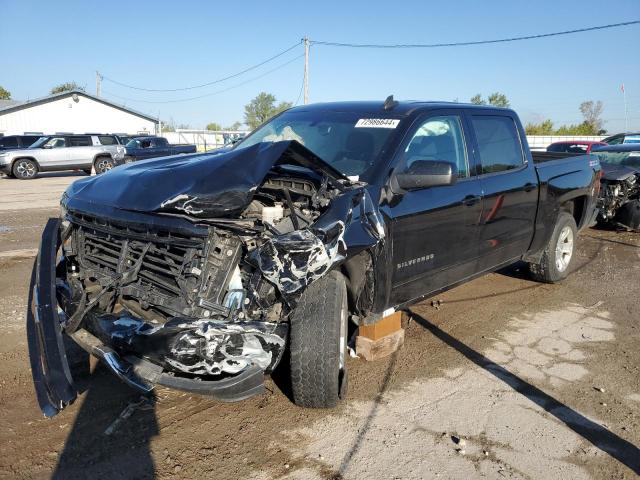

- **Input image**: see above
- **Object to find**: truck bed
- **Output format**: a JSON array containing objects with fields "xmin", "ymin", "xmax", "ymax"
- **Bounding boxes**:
[{"xmin": 531, "ymin": 151, "xmax": 587, "ymax": 164}]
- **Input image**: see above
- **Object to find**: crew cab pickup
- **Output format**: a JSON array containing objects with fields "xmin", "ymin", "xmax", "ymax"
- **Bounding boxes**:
[
  {"xmin": 28, "ymin": 99, "xmax": 601, "ymax": 416},
  {"xmin": 123, "ymin": 136, "xmax": 196, "ymax": 162}
]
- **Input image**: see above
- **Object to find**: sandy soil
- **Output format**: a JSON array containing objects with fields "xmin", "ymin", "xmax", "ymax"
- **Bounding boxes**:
[{"xmin": 0, "ymin": 175, "xmax": 638, "ymax": 479}]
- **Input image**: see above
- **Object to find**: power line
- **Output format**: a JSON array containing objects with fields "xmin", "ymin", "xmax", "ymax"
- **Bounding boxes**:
[
  {"xmin": 311, "ymin": 20, "xmax": 640, "ymax": 48},
  {"xmin": 102, "ymin": 54, "xmax": 304, "ymax": 104},
  {"xmin": 101, "ymin": 42, "xmax": 301, "ymax": 92}
]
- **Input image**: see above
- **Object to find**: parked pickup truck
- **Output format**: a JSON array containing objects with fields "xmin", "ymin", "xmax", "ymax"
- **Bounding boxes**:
[
  {"xmin": 0, "ymin": 134, "xmax": 125, "ymax": 179},
  {"xmin": 123, "ymin": 136, "xmax": 196, "ymax": 162},
  {"xmin": 28, "ymin": 99, "xmax": 601, "ymax": 416}
]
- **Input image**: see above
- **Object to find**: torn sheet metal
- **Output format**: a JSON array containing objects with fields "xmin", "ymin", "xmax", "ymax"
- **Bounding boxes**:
[
  {"xmin": 85, "ymin": 311, "xmax": 287, "ymax": 377},
  {"xmin": 63, "ymin": 140, "xmax": 350, "ymax": 219},
  {"xmin": 252, "ymin": 188, "xmax": 386, "ymax": 305},
  {"xmin": 253, "ymin": 224, "xmax": 347, "ymax": 298}
]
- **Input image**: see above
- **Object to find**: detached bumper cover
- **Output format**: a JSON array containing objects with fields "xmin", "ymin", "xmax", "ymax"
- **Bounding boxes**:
[{"xmin": 28, "ymin": 219, "xmax": 268, "ymax": 418}]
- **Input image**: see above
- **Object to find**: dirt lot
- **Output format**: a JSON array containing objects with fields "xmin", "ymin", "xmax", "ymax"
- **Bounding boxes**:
[{"xmin": 0, "ymin": 174, "xmax": 638, "ymax": 480}]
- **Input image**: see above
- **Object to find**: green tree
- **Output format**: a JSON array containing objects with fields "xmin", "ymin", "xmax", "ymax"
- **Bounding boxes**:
[
  {"xmin": 244, "ymin": 92, "xmax": 292, "ymax": 130},
  {"xmin": 50, "ymin": 82, "xmax": 85, "ymax": 94},
  {"xmin": 470, "ymin": 94, "xmax": 485, "ymax": 105},
  {"xmin": 0, "ymin": 86, "xmax": 11, "ymax": 100},
  {"xmin": 488, "ymin": 92, "xmax": 510, "ymax": 108},
  {"xmin": 525, "ymin": 119, "xmax": 555, "ymax": 135},
  {"xmin": 206, "ymin": 122, "xmax": 223, "ymax": 131},
  {"xmin": 579, "ymin": 100, "xmax": 604, "ymax": 132}
]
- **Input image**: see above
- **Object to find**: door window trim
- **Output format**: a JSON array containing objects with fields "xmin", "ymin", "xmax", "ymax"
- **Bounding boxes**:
[
  {"xmin": 468, "ymin": 113, "xmax": 528, "ymax": 179},
  {"xmin": 390, "ymin": 109, "xmax": 474, "ymax": 184}
]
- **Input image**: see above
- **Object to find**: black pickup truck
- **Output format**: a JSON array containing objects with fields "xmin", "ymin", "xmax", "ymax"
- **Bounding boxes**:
[
  {"xmin": 123, "ymin": 136, "xmax": 197, "ymax": 162},
  {"xmin": 28, "ymin": 99, "xmax": 601, "ymax": 416}
]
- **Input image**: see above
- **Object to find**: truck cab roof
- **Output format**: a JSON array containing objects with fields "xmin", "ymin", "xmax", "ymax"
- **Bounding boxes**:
[{"xmin": 288, "ymin": 100, "xmax": 513, "ymax": 117}]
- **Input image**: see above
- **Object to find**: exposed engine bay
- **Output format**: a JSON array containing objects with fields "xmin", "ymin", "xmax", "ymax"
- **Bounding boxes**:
[
  {"xmin": 56, "ymin": 140, "xmax": 385, "ymax": 381},
  {"xmin": 597, "ymin": 166, "xmax": 640, "ymax": 230}
]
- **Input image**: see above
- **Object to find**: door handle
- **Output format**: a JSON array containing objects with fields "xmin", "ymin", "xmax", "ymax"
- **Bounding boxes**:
[
  {"xmin": 462, "ymin": 195, "xmax": 481, "ymax": 206},
  {"xmin": 523, "ymin": 182, "xmax": 536, "ymax": 192}
]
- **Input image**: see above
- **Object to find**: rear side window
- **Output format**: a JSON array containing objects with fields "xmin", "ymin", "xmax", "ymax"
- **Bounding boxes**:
[
  {"xmin": 98, "ymin": 135, "xmax": 117, "ymax": 145},
  {"xmin": 547, "ymin": 143, "xmax": 567, "ymax": 153},
  {"xmin": 153, "ymin": 137, "xmax": 168, "ymax": 147},
  {"xmin": 472, "ymin": 116, "xmax": 524, "ymax": 174},
  {"xmin": 69, "ymin": 136, "xmax": 92, "ymax": 147},
  {"xmin": 21, "ymin": 136, "xmax": 40, "ymax": 147},
  {"xmin": 0, "ymin": 137, "xmax": 19, "ymax": 148}
]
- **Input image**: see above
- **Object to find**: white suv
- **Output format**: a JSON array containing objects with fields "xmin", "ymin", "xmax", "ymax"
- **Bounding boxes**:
[{"xmin": 0, "ymin": 134, "xmax": 126, "ymax": 179}]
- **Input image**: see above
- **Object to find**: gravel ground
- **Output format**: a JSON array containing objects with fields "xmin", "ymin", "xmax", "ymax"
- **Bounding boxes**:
[{"xmin": 0, "ymin": 175, "xmax": 638, "ymax": 479}]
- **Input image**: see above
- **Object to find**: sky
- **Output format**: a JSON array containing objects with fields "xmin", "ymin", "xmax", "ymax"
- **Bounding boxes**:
[{"xmin": 1, "ymin": 0, "xmax": 639, "ymax": 132}]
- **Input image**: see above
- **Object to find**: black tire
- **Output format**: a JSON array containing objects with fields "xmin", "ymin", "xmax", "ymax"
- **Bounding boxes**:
[
  {"xmin": 290, "ymin": 270, "xmax": 348, "ymax": 408},
  {"xmin": 528, "ymin": 211, "xmax": 577, "ymax": 283},
  {"xmin": 12, "ymin": 158, "xmax": 38, "ymax": 179},
  {"xmin": 94, "ymin": 156, "xmax": 114, "ymax": 174}
]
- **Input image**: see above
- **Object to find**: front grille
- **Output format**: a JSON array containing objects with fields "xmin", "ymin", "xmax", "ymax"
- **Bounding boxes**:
[{"xmin": 69, "ymin": 213, "xmax": 208, "ymax": 316}]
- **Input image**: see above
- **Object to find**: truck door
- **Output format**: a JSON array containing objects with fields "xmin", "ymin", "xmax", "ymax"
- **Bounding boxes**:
[
  {"xmin": 387, "ymin": 112, "xmax": 483, "ymax": 306},
  {"xmin": 39, "ymin": 137, "xmax": 70, "ymax": 169},
  {"xmin": 468, "ymin": 114, "xmax": 539, "ymax": 270},
  {"xmin": 151, "ymin": 137, "xmax": 170, "ymax": 157},
  {"xmin": 137, "ymin": 138, "xmax": 154, "ymax": 159}
]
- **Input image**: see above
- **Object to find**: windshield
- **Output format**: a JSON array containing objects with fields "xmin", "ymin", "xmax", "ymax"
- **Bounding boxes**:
[
  {"xmin": 28, "ymin": 137, "xmax": 50, "ymax": 148},
  {"xmin": 594, "ymin": 150, "xmax": 640, "ymax": 168},
  {"xmin": 126, "ymin": 139, "xmax": 141, "ymax": 148},
  {"xmin": 234, "ymin": 110, "xmax": 402, "ymax": 180}
]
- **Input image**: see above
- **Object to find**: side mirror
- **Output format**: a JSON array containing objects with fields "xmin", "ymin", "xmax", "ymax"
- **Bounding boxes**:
[{"xmin": 393, "ymin": 160, "xmax": 457, "ymax": 191}]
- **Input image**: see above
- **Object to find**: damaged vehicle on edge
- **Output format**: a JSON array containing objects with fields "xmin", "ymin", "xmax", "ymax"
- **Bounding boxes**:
[
  {"xmin": 28, "ymin": 98, "xmax": 602, "ymax": 417},
  {"xmin": 592, "ymin": 144, "xmax": 640, "ymax": 230}
]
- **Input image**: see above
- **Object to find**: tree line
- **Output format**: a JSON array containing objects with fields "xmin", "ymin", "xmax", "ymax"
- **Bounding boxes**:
[{"xmin": 0, "ymin": 83, "xmax": 608, "ymax": 136}]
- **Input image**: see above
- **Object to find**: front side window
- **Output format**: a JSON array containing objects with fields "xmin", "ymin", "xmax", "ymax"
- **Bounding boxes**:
[
  {"xmin": 399, "ymin": 115, "xmax": 469, "ymax": 178},
  {"xmin": 472, "ymin": 116, "xmax": 524, "ymax": 174},
  {"xmin": 44, "ymin": 137, "xmax": 67, "ymax": 148}
]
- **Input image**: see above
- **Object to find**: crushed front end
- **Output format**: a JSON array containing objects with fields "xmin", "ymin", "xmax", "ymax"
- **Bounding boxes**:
[{"xmin": 28, "ymin": 140, "xmax": 385, "ymax": 417}]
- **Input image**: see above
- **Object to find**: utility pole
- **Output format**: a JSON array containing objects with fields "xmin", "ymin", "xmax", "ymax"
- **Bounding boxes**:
[
  {"xmin": 96, "ymin": 71, "xmax": 102, "ymax": 98},
  {"xmin": 303, "ymin": 37, "xmax": 309, "ymax": 104}
]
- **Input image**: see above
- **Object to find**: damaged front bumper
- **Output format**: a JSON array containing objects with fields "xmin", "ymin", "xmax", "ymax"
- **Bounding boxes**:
[{"xmin": 27, "ymin": 219, "xmax": 281, "ymax": 417}]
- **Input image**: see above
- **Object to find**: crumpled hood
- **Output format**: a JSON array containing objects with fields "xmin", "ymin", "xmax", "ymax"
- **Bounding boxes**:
[
  {"xmin": 64, "ymin": 140, "xmax": 349, "ymax": 218},
  {"xmin": 601, "ymin": 162, "xmax": 640, "ymax": 181}
]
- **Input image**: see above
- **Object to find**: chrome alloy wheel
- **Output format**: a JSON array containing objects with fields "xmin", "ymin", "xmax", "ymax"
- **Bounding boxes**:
[
  {"xmin": 15, "ymin": 160, "xmax": 36, "ymax": 178},
  {"xmin": 555, "ymin": 225, "xmax": 574, "ymax": 272}
]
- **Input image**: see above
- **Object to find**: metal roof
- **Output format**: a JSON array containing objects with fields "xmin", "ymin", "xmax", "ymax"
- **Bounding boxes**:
[{"xmin": 0, "ymin": 90, "xmax": 158, "ymax": 123}]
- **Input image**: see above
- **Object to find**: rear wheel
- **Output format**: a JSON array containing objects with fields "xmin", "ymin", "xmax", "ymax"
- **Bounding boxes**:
[
  {"xmin": 289, "ymin": 270, "xmax": 348, "ymax": 408},
  {"xmin": 12, "ymin": 158, "xmax": 38, "ymax": 179},
  {"xmin": 94, "ymin": 156, "xmax": 114, "ymax": 174},
  {"xmin": 528, "ymin": 211, "xmax": 577, "ymax": 283}
]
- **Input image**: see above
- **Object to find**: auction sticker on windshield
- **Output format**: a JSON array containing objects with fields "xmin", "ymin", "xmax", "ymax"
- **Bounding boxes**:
[{"xmin": 355, "ymin": 119, "xmax": 400, "ymax": 128}]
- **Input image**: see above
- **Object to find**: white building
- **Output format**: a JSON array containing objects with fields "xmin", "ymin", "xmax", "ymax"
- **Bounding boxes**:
[{"xmin": 0, "ymin": 90, "xmax": 158, "ymax": 136}]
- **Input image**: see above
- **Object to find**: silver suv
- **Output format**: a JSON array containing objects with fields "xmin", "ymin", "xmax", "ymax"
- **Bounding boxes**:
[{"xmin": 0, "ymin": 134, "xmax": 126, "ymax": 179}]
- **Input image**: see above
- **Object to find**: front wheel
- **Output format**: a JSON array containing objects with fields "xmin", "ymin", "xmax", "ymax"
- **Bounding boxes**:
[
  {"xmin": 528, "ymin": 211, "xmax": 577, "ymax": 283},
  {"xmin": 289, "ymin": 270, "xmax": 348, "ymax": 408},
  {"xmin": 94, "ymin": 156, "xmax": 114, "ymax": 174},
  {"xmin": 12, "ymin": 158, "xmax": 38, "ymax": 179}
]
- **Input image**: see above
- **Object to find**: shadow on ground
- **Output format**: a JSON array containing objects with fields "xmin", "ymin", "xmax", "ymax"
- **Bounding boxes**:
[{"xmin": 52, "ymin": 362, "xmax": 159, "ymax": 479}]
